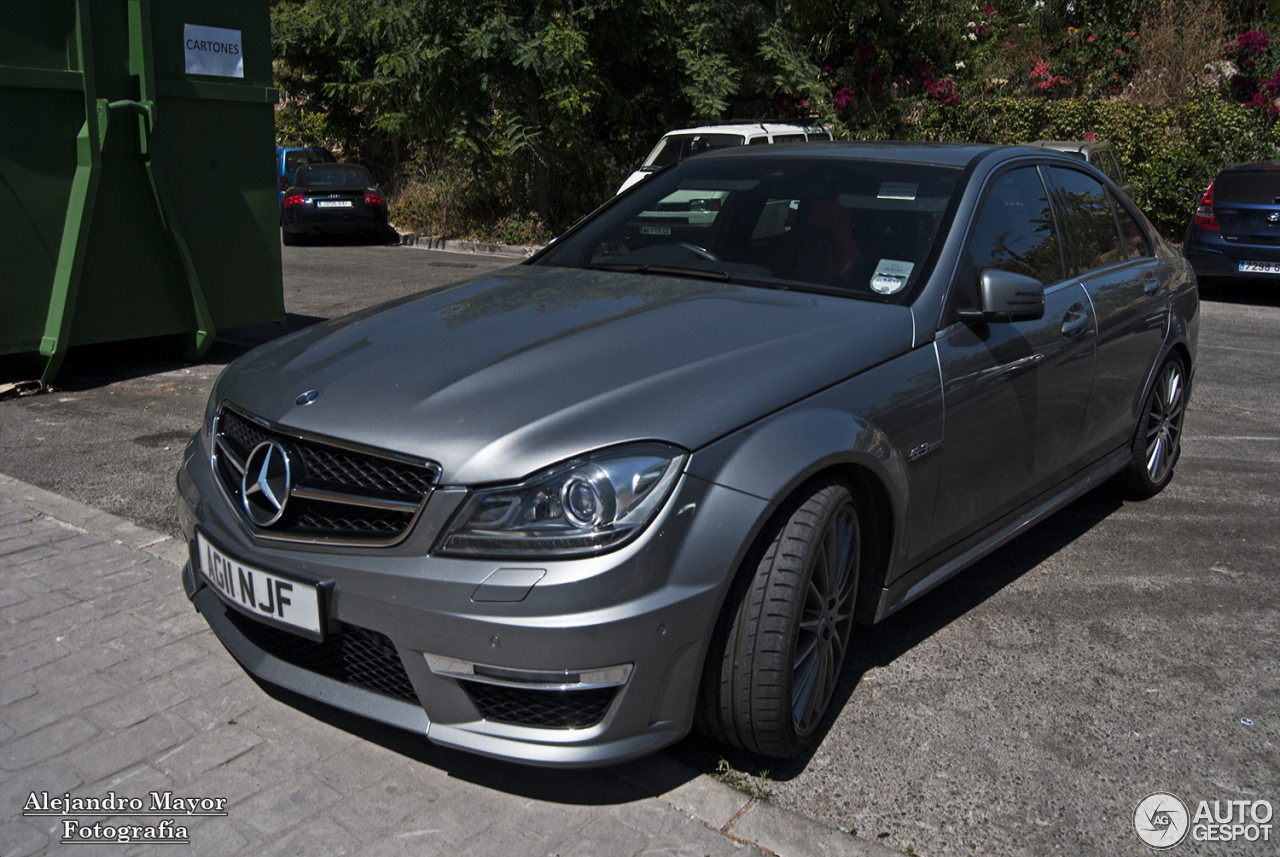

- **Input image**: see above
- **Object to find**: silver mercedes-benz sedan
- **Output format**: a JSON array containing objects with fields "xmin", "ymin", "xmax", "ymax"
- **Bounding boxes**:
[{"xmin": 176, "ymin": 143, "xmax": 1197, "ymax": 767}]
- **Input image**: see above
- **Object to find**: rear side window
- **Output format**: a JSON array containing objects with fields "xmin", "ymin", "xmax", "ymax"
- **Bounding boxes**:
[
  {"xmin": 962, "ymin": 166, "xmax": 1064, "ymax": 291},
  {"xmin": 1113, "ymin": 198, "xmax": 1151, "ymax": 258},
  {"xmin": 772, "ymin": 134, "xmax": 806, "ymax": 143},
  {"xmin": 1047, "ymin": 167, "xmax": 1124, "ymax": 274},
  {"xmin": 1088, "ymin": 150, "xmax": 1122, "ymax": 184}
]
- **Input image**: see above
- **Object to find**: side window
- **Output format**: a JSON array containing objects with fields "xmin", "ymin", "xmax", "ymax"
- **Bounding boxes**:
[
  {"xmin": 960, "ymin": 166, "xmax": 1064, "ymax": 304},
  {"xmin": 772, "ymin": 134, "xmax": 806, "ymax": 143},
  {"xmin": 748, "ymin": 136, "xmax": 769, "ymax": 145},
  {"xmin": 1113, "ymin": 195, "xmax": 1151, "ymax": 258},
  {"xmin": 1047, "ymin": 167, "xmax": 1125, "ymax": 274},
  {"xmin": 1104, "ymin": 151, "xmax": 1123, "ymax": 183}
]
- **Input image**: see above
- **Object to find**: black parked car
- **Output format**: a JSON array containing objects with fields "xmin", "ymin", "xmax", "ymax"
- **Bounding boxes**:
[
  {"xmin": 1183, "ymin": 161, "xmax": 1280, "ymax": 284},
  {"xmin": 280, "ymin": 163, "xmax": 387, "ymax": 245}
]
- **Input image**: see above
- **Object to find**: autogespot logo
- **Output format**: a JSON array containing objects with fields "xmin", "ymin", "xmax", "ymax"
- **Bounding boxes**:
[{"xmin": 1134, "ymin": 793, "xmax": 1190, "ymax": 849}]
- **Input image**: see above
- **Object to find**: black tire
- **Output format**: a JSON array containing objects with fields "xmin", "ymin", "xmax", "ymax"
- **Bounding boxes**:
[
  {"xmin": 282, "ymin": 228, "xmax": 300, "ymax": 247},
  {"xmin": 1117, "ymin": 354, "xmax": 1187, "ymax": 497},
  {"xmin": 696, "ymin": 478, "xmax": 861, "ymax": 758}
]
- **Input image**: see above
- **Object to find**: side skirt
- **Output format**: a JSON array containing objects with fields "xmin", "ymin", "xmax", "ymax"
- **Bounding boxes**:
[{"xmin": 873, "ymin": 447, "xmax": 1130, "ymax": 622}]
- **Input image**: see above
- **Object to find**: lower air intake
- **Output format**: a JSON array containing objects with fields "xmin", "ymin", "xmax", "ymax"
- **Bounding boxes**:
[
  {"xmin": 459, "ymin": 681, "xmax": 617, "ymax": 729},
  {"xmin": 224, "ymin": 608, "xmax": 420, "ymax": 705}
]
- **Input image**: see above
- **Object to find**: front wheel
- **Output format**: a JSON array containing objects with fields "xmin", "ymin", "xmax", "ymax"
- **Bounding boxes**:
[
  {"xmin": 1118, "ymin": 354, "xmax": 1187, "ymax": 496},
  {"xmin": 697, "ymin": 479, "xmax": 861, "ymax": 758}
]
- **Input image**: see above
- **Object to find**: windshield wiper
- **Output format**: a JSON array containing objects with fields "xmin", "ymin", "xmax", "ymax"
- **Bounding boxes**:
[{"xmin": 583, "ymin": 263, "xmax": 730, "ymax": 282}]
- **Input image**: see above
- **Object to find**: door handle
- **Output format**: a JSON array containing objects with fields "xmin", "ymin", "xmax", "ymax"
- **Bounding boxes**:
[
  {"xmin": 1061, "ymin": 306, "xmax": 1089, "ymax": 337},
  {"xmin": 1142, "ymin": 272, "xmax": 1160, "ymax": 294}
]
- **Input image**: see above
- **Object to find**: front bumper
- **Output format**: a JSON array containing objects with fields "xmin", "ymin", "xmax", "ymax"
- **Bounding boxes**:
[{"xmin": 176, "ymin": 434, "xmax": 768, "ymax": 767}]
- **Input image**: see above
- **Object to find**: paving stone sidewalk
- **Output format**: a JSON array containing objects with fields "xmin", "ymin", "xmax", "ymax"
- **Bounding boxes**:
[{"xmin": 0, "ymin": 474, "xmax": 893, "ymax": 857}]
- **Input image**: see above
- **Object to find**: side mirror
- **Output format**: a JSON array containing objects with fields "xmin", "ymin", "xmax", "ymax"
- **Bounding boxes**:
[{"xmin": 960, "ymin": 269, "xmax": 1046, "ymax": 323}]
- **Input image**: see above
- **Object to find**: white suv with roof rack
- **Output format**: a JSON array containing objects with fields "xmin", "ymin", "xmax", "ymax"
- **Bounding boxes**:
[{"xmin": 617, "ymin": 122, "xmax": 832, "ymax": 194}]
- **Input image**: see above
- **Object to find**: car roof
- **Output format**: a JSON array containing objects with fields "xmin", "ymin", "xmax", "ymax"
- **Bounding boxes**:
[
  {"xmin": 1025, "ymin": 139, "xmax": 1112, "ymax": 154},
  {"xmin": 1215, "ymin": 161, "xmax": 1280, "ymax": 173},
  {"xmin": 658, "ymin": 122, "xmax": 827, "ymax": 137},
  {"xmin": 691, "ymin": 140, "xmax": 1021, "ymax": 169}
]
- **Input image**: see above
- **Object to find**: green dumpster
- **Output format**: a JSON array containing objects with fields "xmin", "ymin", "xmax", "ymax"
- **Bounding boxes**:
[{"xmin": 0, "ymin": 0, "xmax": 283, "ymax": 382}]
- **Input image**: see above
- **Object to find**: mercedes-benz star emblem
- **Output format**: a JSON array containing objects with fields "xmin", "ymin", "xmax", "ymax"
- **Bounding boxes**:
[{"xmin": 241, "ymin": 441, "xmax": 293, "ymax": 527}]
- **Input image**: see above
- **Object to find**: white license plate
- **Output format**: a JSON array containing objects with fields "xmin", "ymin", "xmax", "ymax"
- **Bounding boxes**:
[
  {"xmin": 317, "ymin": 200, "xmax": 352, "ymax": 208},
  {"xmin": 1238, "ymin": 261, "xmax": 1280, "ymax": 274},
  {"xmin": 196, "ymin": 533, "xmax": 322, "ymax": 637}
]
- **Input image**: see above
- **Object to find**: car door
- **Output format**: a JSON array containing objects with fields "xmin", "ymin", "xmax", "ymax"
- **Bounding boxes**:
[
  {"xmin": 928, "ymin": 164, "xmax": 1097, "ymax": 553},
  {"xmin": 1044, "ymin": 166, "xmax": 1167, "ymax": 458}
]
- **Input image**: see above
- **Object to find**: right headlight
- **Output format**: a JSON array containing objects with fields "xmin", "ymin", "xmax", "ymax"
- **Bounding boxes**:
[{"xmin": 436, "ymin": 443, "xmax": 687, "ymax": 558}]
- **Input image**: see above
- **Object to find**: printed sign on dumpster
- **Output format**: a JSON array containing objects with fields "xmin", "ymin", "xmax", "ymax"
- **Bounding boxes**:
[{"xmin": 184, "ymin": 24, "xmax": 243, "ymax": 78}]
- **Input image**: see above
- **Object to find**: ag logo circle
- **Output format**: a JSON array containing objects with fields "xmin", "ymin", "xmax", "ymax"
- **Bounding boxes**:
[
  {"xmin": 241, "ymin": 441, "xmax": 294, "ymax": 527},
  {"xmin": 1134, "ymin": 792, "xmax": 1190, "ymax": 849}
]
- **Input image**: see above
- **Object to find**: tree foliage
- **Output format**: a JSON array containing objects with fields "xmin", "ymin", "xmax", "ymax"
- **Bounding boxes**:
[{"xmin": 272, "ymin": 0, "xmax": 1279, "ymax": 239}]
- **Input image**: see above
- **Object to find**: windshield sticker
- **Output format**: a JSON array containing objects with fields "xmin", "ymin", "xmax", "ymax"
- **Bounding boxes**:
[
  {"xmin": 877, "ymin": 182, "xmax": 918, "ymax": 200},
  {"xmin": 870, "ymin": 259, "xmax": 915, "ymax": 294}
]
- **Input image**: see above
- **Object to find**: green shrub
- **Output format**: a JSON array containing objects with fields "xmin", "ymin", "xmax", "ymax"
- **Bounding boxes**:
[{"xmin": 843, "ymin": 93, "xmax": 1278, "ymax": 238}]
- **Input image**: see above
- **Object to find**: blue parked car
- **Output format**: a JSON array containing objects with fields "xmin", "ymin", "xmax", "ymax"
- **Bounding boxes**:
[
  {"xmin": 276, "ymin": 146, "xmax": 335, "ymax": 203},
  {"xmin": 1183, "ymin": 162, "xmax": 1280, "ymax": 284}
]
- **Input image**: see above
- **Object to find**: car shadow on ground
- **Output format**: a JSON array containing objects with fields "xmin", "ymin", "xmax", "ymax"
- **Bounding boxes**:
[
  {"xmin": 0, "ymin": 315, "xmax": 327, "ymax": 389},
  {"xmin": 283, "ymin": 225, "xmax": 401, "ymax": 247},
  {"xmin": 671, "ymin": 485, "xmax": 1129, "ymax": 783},
  {"xmin": 248, "ymin": 674, "xmax": 699, "ymax": 805},
  {"xmin": 244, "ymin": 485, "xmax": 1129, "ymax": 802},
  {"xmin": 1197, "ymin": 278, "xmax": 1280, "ymax": 308}
]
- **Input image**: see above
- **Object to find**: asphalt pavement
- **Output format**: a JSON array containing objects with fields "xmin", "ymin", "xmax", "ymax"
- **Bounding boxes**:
[{"xmin": 2, "ymin": 240, "xmax": 1278, "ymax": 856}]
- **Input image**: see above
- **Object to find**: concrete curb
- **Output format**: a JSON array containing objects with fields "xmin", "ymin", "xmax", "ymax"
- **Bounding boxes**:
[
  {"xmin": 0, "ymin": 471, "xmax": 896, "ymax": 857},
  {"xmin": 393, "ymin": 230, "xmax": 540, "ymax": 258}
]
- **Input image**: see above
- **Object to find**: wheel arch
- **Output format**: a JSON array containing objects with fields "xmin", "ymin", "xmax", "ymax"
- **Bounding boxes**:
[{"xmin": 687, "ymin": 407, "xmax": 909, "ymax": 633}]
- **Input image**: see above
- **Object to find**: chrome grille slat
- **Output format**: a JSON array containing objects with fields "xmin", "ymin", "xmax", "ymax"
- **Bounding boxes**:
[
  {"xmin": 212, "ymin": 405, "xmax": 439, "ymax": 545},
  {"xmin": 290, "ymin": 486, "xmax": 420, "ymax": 512}
]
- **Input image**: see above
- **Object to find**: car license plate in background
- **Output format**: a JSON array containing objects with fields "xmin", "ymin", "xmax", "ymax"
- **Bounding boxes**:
[
  {"xmin": 1239, "ymin": 261, "xmax": 1280, "ymax": 274},
  {"xmin": 317, "ymin": 200, "xmax": 352, "ymax": 208},
  {"xmin": 196, "ymin": 533, "xmax": 322, "ymax": 636}
]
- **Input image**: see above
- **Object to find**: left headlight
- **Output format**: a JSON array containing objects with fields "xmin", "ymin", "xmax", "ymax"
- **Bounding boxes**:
[{"xmin": 436, "ymin": 443, "xmax": 687, "ymax": 558}]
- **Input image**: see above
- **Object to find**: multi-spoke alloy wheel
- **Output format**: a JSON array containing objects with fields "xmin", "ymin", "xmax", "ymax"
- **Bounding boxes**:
[
  {"xmin": 791, "ymin": 500, "xmax": 858, "ymax": 737},
  {"xmin": 1120, "ymin": 354, "xmax": 1188, "ymax": 497},
  {"xmin": 696, "ymin": 479, "xmax": 861, "ymax": 757}
]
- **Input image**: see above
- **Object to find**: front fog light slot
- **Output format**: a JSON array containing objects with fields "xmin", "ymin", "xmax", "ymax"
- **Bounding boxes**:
[
  {"xmin": 424, "ymin": 654, "xmax": 631, "ymax": 730},
  {"xmin": 424, "ymin": 654, "xmax": 632, "ymax": 690}
]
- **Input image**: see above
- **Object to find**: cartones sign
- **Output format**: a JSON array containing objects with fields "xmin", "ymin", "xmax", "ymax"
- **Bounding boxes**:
[{"xmin": 183, "ymin": 24, "xmax": 242, "ymax": 78}]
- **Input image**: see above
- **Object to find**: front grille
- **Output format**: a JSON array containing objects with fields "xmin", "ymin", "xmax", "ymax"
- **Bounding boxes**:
[
  {"xmin": 224, "ymin": 608, "xmax": 420, "ymax": 704},
  {"xmin": 213, "ymin": 405, "xmax": 439, "ymax": 545},
  {"xmin": 460, "ymin": 681, "xmax": 617, "ymax": 729}
]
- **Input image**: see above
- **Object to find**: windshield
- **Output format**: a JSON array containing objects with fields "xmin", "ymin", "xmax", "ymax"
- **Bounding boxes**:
[
  {"xmin": 295, "ymin": 164, "xmax": 373, "ymax": 188},
  {"xmin": 643, "ymin": 133, "xmax": 748, "ymax": 170},
  {"xmin": 540, "ymin": 155, "xmax": 962, "ymax": 303}
]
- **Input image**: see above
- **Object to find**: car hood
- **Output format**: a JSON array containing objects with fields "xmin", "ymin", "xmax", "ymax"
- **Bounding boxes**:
[{"xmin": 217, "ymin": 266, "xmax": 915, "ymax": 483}]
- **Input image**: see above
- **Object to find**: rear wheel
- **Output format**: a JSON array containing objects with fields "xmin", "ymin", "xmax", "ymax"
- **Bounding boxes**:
[
  {"xmin": 697, "ymin": 479, "xmax": 861, "ymax": 758},
  {"xmin": 1118, "ymin": 354, "xmax": 1187, "ymax": 496},
  {"xmin": 282, "ymin": 228, "xmax": 300, "ymax": 247}
]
